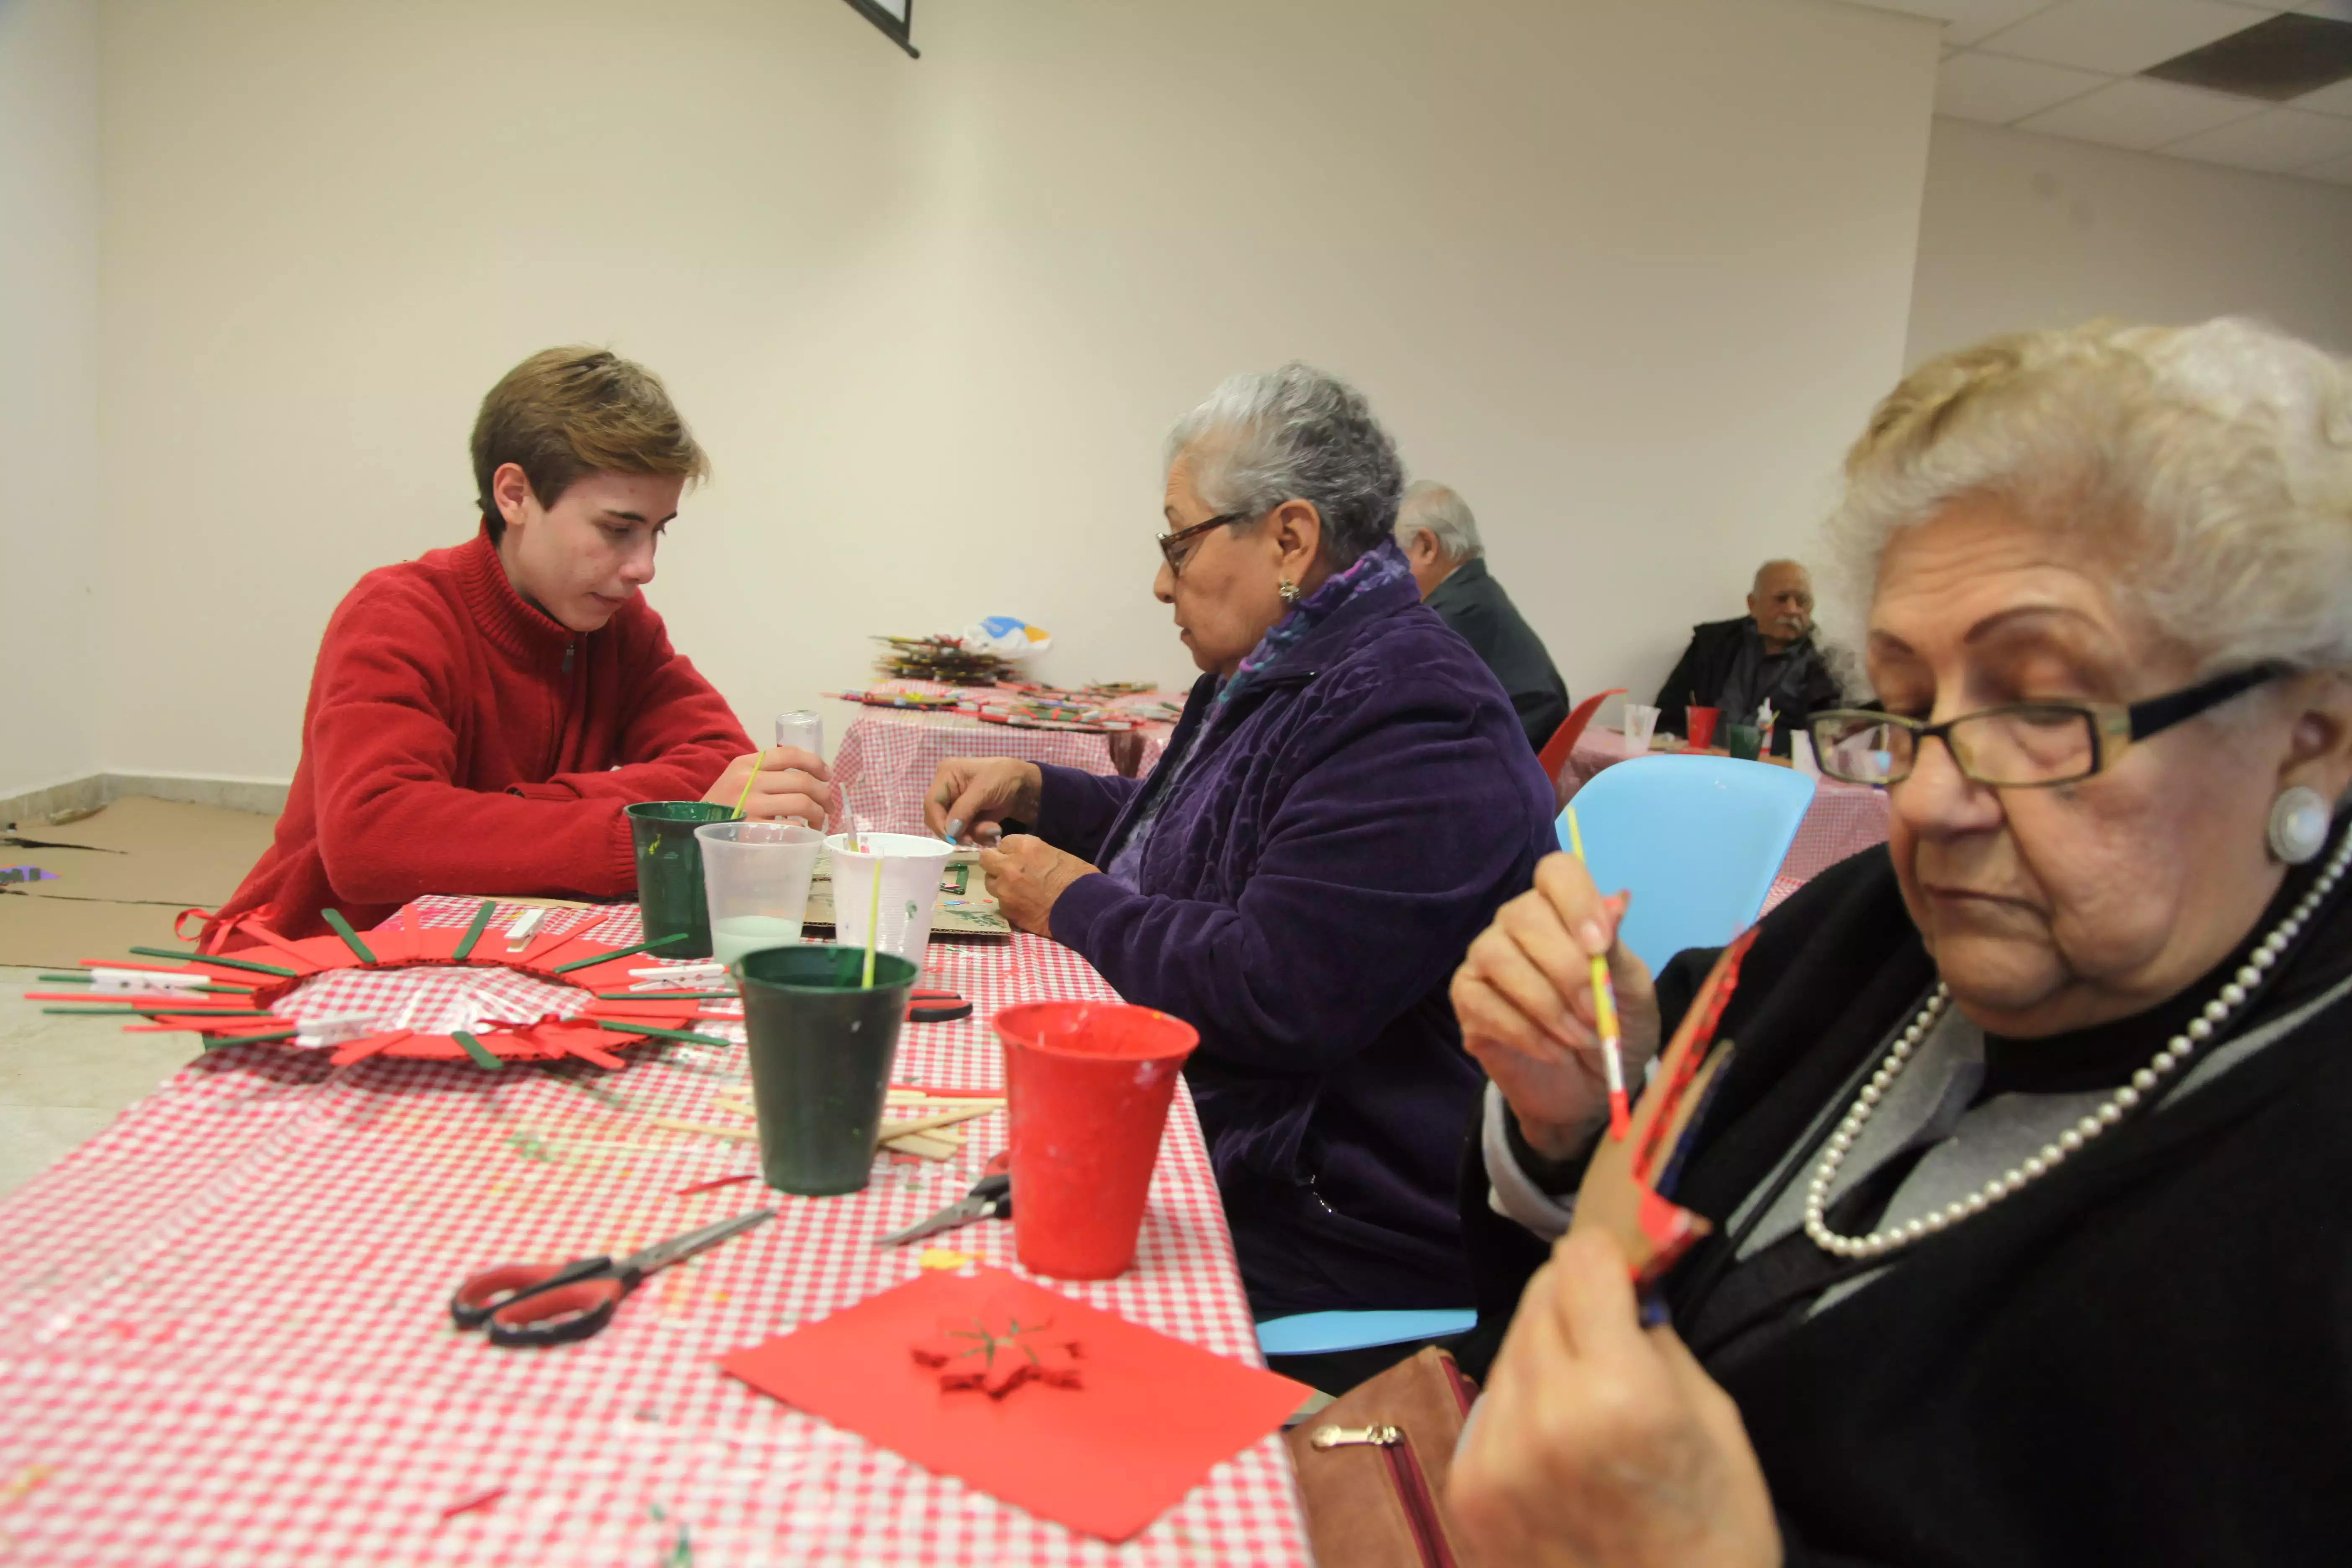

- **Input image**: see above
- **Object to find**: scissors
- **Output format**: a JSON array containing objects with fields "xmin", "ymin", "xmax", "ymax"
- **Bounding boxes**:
[
  {"xmin": 449, "ymin": 1209, "xmax": 774, "ymax": 1347},
  {"xmin": 875, "ymin": 1153, "xmax": 1011, "ymax": 1247}
]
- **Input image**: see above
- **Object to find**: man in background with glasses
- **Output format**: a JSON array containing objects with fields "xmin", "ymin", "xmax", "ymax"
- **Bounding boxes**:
[{"xmin": 1656, "ymin": 559, "xmax": 1843, "ymax": 757}]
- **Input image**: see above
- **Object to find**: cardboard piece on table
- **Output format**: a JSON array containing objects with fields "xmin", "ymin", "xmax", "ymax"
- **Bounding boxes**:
[
  {"xmin": 1571, "ymin": 930, "xmax": 1755, "ymax": 1289},
  {"xmin": 721, "ymin": 1266, "xmax": 1308, "ymax": 1542}
]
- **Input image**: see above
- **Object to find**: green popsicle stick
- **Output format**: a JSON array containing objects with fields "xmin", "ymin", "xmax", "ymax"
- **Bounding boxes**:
[
  {"xmin": 129, "ymin": 947, "xmax": 297, "ymax": 979},
  {"xmin": 450, "ymin": 900, "xmax": 499, "ymax": 962},
  {"xmin": 592, "ymin": 989, "xmax": 737, "ymax": 1001},
  {"xmin": 319, "ymin": 909, "xmax": 379, "ymax": 966},
  {"xmin": 452, "ymin": 1030, "xmax": 505, "ymax": 1071},
  {"xmin": 593, "ymin": 1020, "xmax": 735, "ymax": 1048},
  {"xmin": 547, "ymin": 932, "xmax": 690, "ymax": 975}
]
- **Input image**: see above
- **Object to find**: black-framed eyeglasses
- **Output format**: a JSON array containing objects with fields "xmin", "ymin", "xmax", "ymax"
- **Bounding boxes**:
[
  {"xmin": 1156, "ymin": 511, "xmax": 1246, "ymax": 575},
  {"xmin": 1809, "ymin": 663, "xmax": 2290, "ymax": 788}
]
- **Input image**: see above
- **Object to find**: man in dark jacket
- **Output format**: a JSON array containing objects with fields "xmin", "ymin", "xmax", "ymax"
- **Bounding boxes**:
[
  {"xmin": 1396, "ymin": 481, "xmax": 1571, "ymax": 751},
  {"xmin": 1656, "ymin": 559, "xmax": 1842, "ymax": 756}
]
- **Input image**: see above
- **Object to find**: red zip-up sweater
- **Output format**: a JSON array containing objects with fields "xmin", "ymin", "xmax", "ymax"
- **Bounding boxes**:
[{"xmin": 211, "ymin": 529, "xmax": 751, "ymax": 943}]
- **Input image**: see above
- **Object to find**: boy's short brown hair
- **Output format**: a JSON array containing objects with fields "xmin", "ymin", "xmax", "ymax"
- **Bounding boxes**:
[{"xmin": 471, "ymin": 347, "xmax": 710, "ymax": 542}]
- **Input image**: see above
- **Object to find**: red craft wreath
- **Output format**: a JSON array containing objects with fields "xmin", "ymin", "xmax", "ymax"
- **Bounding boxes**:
[{"xmin": 29, "ymin": 902, "xmax": 725, "ymax": 1070}]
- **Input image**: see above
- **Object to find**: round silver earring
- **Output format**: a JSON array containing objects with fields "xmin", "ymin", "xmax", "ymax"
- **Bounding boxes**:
[
  {"xmin": 2268, "ymin": 784, "xmax": 2331, "ymax": 865},
  {"xmin": 1277, "ymin": 577, "xmax": 1300, "ymax": 605}
]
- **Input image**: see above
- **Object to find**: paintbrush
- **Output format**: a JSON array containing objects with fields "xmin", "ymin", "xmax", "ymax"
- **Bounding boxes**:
[
  {"xmin": 730, "ymin": 748, "xmax": 764, "ymax": 819},
  {"xmin": 1564, "ymin": 805, "xmax": 1631, "ymax": 1141}
]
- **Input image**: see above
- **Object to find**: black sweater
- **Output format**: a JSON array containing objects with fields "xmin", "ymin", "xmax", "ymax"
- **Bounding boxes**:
[{"xmin": 1459, "ymin": 843, "xmax": 2352, "ymax": 1566}]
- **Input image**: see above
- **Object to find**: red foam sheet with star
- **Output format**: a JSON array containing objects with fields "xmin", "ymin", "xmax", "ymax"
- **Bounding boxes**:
[{"xmin": 720, "ymin": 1266, "xmax": 1308, "ymax": 1542}]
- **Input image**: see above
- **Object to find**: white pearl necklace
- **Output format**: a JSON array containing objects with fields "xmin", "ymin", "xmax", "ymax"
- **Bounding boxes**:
[{"xmin": 1805, "ymin": 826, "xmax": 2352, "ymax": 1261}]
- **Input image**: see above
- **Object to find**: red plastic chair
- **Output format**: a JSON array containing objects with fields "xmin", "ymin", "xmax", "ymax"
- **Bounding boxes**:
[{"xmin": 1537, "ymin": 688, "xmax": 1626, "ymax": 791}]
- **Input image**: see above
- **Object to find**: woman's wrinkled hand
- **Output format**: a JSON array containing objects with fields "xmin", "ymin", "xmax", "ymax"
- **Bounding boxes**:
[
  {"xmin": 926, "ymin": 757, "xmax": 1044, "ymax": 843},
  {"xmin": 1449, "ymin": 1230, "xmax": 1782, "ymax": 1568},
  {"xmin": 1451, "ymin": 851, "xmax": 1661, "ymax": 1159},
  {"xmin": 702, "ymin": 746, "xmax": 833, "ymax": 826},
  {"xmin": 977, "ymin": 835, "xmax": 1099, "ymax": 936}
]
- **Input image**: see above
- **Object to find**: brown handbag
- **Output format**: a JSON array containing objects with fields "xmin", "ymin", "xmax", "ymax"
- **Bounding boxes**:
[{"xmin": 1283, "ymin": 1346, "xmax": 1483, "ymax": 1568}]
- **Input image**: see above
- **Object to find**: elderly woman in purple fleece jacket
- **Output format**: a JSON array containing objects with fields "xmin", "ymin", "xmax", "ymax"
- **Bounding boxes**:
[{"xmin": 928, "ymin": 364, "xmax": 1558, "ymax": 1333}]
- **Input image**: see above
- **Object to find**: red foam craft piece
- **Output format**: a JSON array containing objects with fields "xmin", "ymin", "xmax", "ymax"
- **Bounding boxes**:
[
  {"xmin": 912, "ymin": 1315, "xmax": 1084, "ymax": 1398},
  {"xmin": 54, "ymin": 907, "xmax": 699, "ymax": 1066},
  {"xmin": 720, "ymin": 1266, "xmax": 1309, "ymax": 1542}
]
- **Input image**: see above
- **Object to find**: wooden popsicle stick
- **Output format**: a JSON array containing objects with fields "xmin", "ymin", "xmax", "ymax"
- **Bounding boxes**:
[
  {"xmin": 882, "ymin": 1131, "xmax": 962, "ymax": 1159},
  {"xmin": 874, "ymin": 1106, "xmax": 999, "ymax": 1139}
]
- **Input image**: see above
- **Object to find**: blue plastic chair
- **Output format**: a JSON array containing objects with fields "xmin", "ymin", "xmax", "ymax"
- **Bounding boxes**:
[
  {"xmin": 1256, "ymin": 1308, "xmax": 1477, "ymax": 1359},
  {"xmin": 1562, "ymin": 755, "xmax": 1817, "ymax": 973}
]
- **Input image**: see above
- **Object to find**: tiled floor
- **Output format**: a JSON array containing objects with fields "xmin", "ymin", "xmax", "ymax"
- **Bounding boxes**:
[{"xmin": 0, "ymin": 964, "xmax": 198, "ymax": 1198}]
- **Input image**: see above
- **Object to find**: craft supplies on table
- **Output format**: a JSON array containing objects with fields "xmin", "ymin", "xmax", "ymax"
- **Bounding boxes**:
[
  {"xmin": 0, "ymin": 896, "xmax": 1309, "ymax": 1566},
  {"xmin": 450, "ymin": 1209, "xmax": 775, "ymax": 1348}
]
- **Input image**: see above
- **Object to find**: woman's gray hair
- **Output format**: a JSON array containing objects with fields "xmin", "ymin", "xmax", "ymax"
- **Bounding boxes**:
[
  {"xmin": 1395, "ymin": 480, "xmax": 1485, "ymax": 562},
  {"xmin": 1166, "ymin": 363, "xmax": 1406, "ymax": 570},
  {"xmin": 1825, "ymin": 317, "xmax": 2352, "ymax": 676}
]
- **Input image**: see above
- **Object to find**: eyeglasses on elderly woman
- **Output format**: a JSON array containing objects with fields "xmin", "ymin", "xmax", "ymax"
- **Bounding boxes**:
[
  {"xmin": 1155, "ymin": 510, "xmax": 1248, "ymax": 575},
  {"xmin": 1809, "ymin": 661, "xmax": 2291, "ymax": 788}
]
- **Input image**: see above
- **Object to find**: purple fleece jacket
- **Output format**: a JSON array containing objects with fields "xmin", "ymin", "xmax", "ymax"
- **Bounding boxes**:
[{"xmin": 1038, "ymin": 561, "xmax": 1558, "ymax": 1316}]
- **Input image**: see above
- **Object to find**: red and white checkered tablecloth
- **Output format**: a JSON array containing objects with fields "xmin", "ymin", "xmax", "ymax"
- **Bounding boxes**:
[
  {"xmin": 829, "ymin": 689, "xmax": 1176, "ymax": 837},
  {"xmin": 1560, "ymin": 728, "xmax": 1892, "ymax": 915},
  {"xmin": 0, "ymin": 898, "xmax": 1309, "ymax": 1566}
]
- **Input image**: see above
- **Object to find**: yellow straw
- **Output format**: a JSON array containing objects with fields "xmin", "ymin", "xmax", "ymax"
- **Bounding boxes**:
[
  {"xmin": 861, "ymin": 856, "xmax": 883, "ymax": 988},
  {"xmin": 730, "ymin": 750, "xmax": 762, "ymax": 820}
]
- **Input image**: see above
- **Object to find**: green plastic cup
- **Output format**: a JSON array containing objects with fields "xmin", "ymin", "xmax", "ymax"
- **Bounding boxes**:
[
  {"xmin": 1725, "ymin": 723, "xmax": 1764, "ymax": 762},
  {"xmin": 736, "ymin": 944, "xmax": 919, "ymax": 1195},
  {"xmin": 627, "ymin": 800, "xmax": 736, "ymax": 960}
]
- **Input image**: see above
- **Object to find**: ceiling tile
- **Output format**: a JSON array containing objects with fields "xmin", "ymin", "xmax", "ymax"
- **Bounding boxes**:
[
  {"xmin": 2162, "ymin": 105, "xmax": 2352, "ymax": 167},
  {"xmin": 2301, "ymin": 150, "xmax": 2352, "ymax": 183},
  {"xmin": 2016, "ymin": 75, "xmax": 2267, "ymax": 146},
  {"xmin": 1935, "ymin": 51, "xmax": 2112, "ymax": 121},
  {"xmin": 1843, "ymin": 1, "xmax": 2071, "ymax": 47},
  {"xmin": 1977, "ymin": 0, "xmax": 2277, "ymax": 73},
  {"xmin": 2296, "ymin": 75, "xmax": 2352, "ymax": 115}
]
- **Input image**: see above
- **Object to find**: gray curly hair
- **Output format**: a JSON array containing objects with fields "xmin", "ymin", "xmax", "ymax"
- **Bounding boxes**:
[
  {"xmin": 1826, "ymin": 317, "xmax": 2352, "ymax": 678},
  {"xmin": 1165, "ymin": 362, "xmax": 1406, "ymax": 571}
]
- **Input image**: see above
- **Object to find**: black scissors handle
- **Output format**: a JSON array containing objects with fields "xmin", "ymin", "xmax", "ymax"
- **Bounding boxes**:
[{"xmin": 449, "ymin": 1255, "xmax": 613, "ymax": 1330}]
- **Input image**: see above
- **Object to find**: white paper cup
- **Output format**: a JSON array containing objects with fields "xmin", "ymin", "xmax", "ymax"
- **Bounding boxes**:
[
  {"xmin": 1624, "ymin": 702, "xmax": 1661, "ymax": 750},
  {"xmin": 825, "ymin": 832, "xmax": 956, "ymax": 970}
]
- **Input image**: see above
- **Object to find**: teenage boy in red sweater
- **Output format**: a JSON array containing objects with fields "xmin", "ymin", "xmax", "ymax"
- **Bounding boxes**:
[{"xmin": 211, "ymin": 347, "xmax": 830, "ymax": 944}]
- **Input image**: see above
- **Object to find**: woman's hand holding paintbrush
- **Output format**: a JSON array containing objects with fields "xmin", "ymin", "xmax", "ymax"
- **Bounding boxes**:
[
  {"xmin": 705, "ymin": 745, "xmax": 834, "ymax": 825},
  {"xmin": 1451, "ymin": 852, "xmax": 1661, "ymax": 1162}
]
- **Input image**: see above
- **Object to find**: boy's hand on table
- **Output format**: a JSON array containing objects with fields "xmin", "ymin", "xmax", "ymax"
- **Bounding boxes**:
[{"xmin": 704, "ymin": 745, "xmax": 834, "ymax": 825}]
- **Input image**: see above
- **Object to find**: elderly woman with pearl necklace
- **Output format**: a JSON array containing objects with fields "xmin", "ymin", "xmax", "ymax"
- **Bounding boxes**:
[{"xmin": 1443, "ymin": 318, "xmax": 2352, "ymax": 1567}]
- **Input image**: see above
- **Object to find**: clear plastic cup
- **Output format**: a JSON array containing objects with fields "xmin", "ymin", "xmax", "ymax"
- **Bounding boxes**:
[
  {"xmin": 696, "ymin": 821, "xmax": 823, "ymax": 968},
  {"xmin": 825, "ymin": 832, "xmax": 955, "ymax": 971},
  {"xmin": 1624, "ymin": 702, "xmax": 1661, "ymax": 750}
]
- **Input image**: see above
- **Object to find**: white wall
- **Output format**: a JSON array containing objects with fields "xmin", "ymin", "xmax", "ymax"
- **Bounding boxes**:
[
  {"xmin": 1909, "ymin": 117, "xmax": 2352, "ymax": 367},
  {"xmin": 92, "ymin": 0, "xmax": 1938, "ymax": 781},
  {"xmin": 0, "ymin": 0, "xmax": 100, "ymax": 799}
]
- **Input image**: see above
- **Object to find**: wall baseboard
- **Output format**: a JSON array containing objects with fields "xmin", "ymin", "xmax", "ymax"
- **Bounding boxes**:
[{"xmin": 0, "ymin": 772, "xmax": 289, "ymax": 828}]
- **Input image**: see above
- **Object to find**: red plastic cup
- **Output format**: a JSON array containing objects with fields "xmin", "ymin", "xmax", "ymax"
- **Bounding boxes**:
[
  {"xmin": 995, "ymin": 1001, "xmax": 1199, "ymax": 1280},
  {"xmin": 1686, "ymin": 705, "xmax": 1721, "ymax": 750}
]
